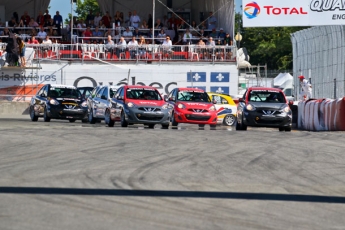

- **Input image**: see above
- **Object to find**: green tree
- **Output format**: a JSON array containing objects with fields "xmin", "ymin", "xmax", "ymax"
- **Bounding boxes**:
[
  {"xmin": 235, "ymin": 12, "xmax": 308, "ymax": 70},
  {"xmin": 75, "ymin": 0, "xmax": 101, "ymax": 21}
]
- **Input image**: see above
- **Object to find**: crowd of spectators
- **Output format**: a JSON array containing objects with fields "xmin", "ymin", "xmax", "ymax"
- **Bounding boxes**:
[{"xmin": 0, "ymin": 9, "xmax": 233, "ymax": 46}]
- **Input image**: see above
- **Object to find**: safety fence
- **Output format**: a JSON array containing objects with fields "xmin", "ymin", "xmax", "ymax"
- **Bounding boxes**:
[{"xmin": 298, "ymin": 97, "xmax": 345, "ymax": 131}]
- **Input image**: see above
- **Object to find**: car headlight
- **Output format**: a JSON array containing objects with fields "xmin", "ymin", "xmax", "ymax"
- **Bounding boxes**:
[
  {"xmin": 246, "ymin": 104, "xmax": 255, "ymax": 111},
  {"xmin": 209, "ymin": 105, "xmax": 216, "ymax": 111},
  {"xmin": 162, "ymin": 103, "xmax": 173, "ymax": 110},
  {"xmin": 177, "ymin": 103, "xmax": 185, "ymax": 109},
  {"xmin": 81, "ymin": 101, "xmax": 87, "ymax": 107},
  {"xmin": 127, "ymin": 102, "xmax": 135, "ymax": 108},
  {"xmin": 282, "ymin": 106, "xmax": 291, "ymax": 113},
  {"xmin": 49, "ymin": 99, "xmax": 59, "ymax": 105}
]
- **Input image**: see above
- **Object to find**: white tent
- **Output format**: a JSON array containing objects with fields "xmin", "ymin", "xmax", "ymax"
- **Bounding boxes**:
[{"xmin": 1, "ymin": 0, "xmax": 235, "ymax": 36}]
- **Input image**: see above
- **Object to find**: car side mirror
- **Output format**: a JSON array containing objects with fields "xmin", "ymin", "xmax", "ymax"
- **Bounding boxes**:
[
  {"xmin": 239, "ymin": 98, "xmax": 244, "ymax": 102},
  {"xmin": 101, "ymin": 95, "xmax": 107, "ymax": 100},
  {"xmin": 213, "ymin": 100, "xmax": 217, "ymax": 104},
  {"xmin": 163, "ymin": 95, "xmax": 168, "ymax": 102},
  {"xmin": 117, "ymin": 96, "xmax": 124, "ymax": 100}
]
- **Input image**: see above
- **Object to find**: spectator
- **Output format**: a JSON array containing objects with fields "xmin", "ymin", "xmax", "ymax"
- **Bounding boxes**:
[
  {"xmin": 8, "ymin": 17, "xmax": 18, "ymax": 28},
  {"xmin": 29, "ymin": 18, "xmax": 39, "ymax": 27},
  {"xmin": 13, "ymin": 12, "xmax": 19, "ymax": 23},
  {"xmin": 20, "ymin": 11, "xmax": 31, "ymax": 26},
  {"xmin": 127, "ymin": 36, "xmax": 138, "ymax": 59},
  {"xmin": 137, "ymin": 36, "xmax": 146, "ymax": 58},
  {"xmin": 98, "ymin": 20, "xmax": 106, "ymax": 29},
  {"xmin": 217, "ymin": 28, "xmax": 226, "ymax": 39},
  {"xmin": 94, "ymin": 12, "xmax": 102, "ymax": 27},
  {"xmin": 182, "ymin": 28, "xmax": 192, "ymax": 45},
  {"xmin": 215, "ymin": 39, "xmax": 224, "ymax": 60},
  {"xmin": 133, "ymin": 28, "xmax": 141, "ymax": 37},
  {"xmin": 114, "ymin": 11, "xmax": 123, "ymax": 27},
  {"xmin": 29, "ymin": 28, "xmax": 38, "ymax": 38},
  {"xmin": 141, "ymin": 20, "xmax": 148, "ymax": 29},
  {"xmin": 162, "ymin": 15, "xmax": 168, "ymax": 28},
  {"xmin": 205, "ymin": 36, "xmax": 215, "ymax": 59},
  {"xmin": 154, "ymin": 18, "xmax": 164, "ymax": 33},
  {"xmin": 130, "ymin": 10, "xmax": 141, "ymax": 28},
  {"xmin": 82, "ymin": 27, "xmax": 93, "ymax": 43},
  {"xmin": 199, "ymin": 21, "xmax": 207, "ymax": 30},
  {"xmin": 198, "ymin": 29, "xmax": 207, "ymax": 39},
  {"xmin": 123, "ymin": 27, "xmax": 133, "ymax": 38},
  {"xmin": 147, "ymin": 28, "xmax": 153, "ymax": 38},
  {"xmin": 116, "ymin": 36, "xmax": 127, "ymax": 58},
  {"xmin": 168, "ymin": 14, "xmax": 178, "ymax": 30},
  {"xmin": 2, "ymin": 28, "xmax": 10, "ymax": 43},
  {"xmin": 27, "ymin": 36, "xmax": 39, "ymax": 44},
  {"xmin": 224, "ymin": 33, "xmax": 233, "ymax": 46},
  {"xmin": 17, "ymin": 37, "xmax": 26, "ymax": 67},
  {"xmin": 102, "ymin": 11, "xmax": 111, "ymax": 28},
  {"xmin": 45, "ymin": 18, "xmax": 55, "ymax": 28},
  {"xmin": 42, "ymin": 35, "xmax": 52, "ymax": 57},
  {"xmin": 207, "ymin": 12, "xmax": 217, "ymax": 30},
  {"xmin": 178, "ymin": 21, "xmax": 187, "ymax": 30},
  {"xmin": 86, "ymin": 10, "xmax": 94, "ymax": 26},
  {"xmin": 190, "ymin": 20, "xmax": 199, "ymax": 30},
  {"xmin": 36, "ymin": 11, "xmax": 45, "ymax": 26},
  {"xmin": 37, "ymin": 26, "xmax": 47, "ymax": 40},
  {"xmin": 104, "ymin": 35, "xmax": 114, "ymax": 56},
  {"xmin": 44, "ymin": 10, "xmax": 51, "ymax": 25},
  {"xmin": 162, "ymin": 35, "xmax": 173, "ymax": 59},
  {"xmin": 125, "ymin": 11, "xmax": 132, "ymax": 27},
  {"xmin": 77, "ymin": 19, "xmax": 86, "ymax": 36},
  {"xmin": 209, "ymin": 28, "xmax": 218, "ymax": 38},
  {"xmin": 157, "ymin": 28, "xmax": 166, "ymax": 44},
  {"xmin": 92, "ymin": 26, "xmax": 103, "ymax": 42},
  {"xmin": 147, "ymin": 14, "xmax": 153, "ymax": 28},
  {"xmin": 104, "ymin": 28, "xmax": 115, "ymax": 38},
  {"xmin": 53, "ymin": 11, "xmax": 63, "ymax": 36}
]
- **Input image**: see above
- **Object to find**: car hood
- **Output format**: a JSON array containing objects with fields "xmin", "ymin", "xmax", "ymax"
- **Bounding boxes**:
[
  {"xmin": 180, "ymin": 102, "xmax": 213, "ymax": 109},
  {"xmin": 249, "ymin": 102, "xmax": 286, "ymax": 110},
  {"xmin": 127, "ymin": 100, "xmax": 166, "ymax": 107}
]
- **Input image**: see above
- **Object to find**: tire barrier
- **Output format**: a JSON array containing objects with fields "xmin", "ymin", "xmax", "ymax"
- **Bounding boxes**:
[{"xmin": 298, "ymin": 98, "xmax": 345, "ymax": 131}]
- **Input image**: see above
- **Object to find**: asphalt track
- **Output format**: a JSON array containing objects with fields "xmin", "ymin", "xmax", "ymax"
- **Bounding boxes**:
[{"xmin": 1, "ymin": 117, "xmax": 345, "ymax": 230}]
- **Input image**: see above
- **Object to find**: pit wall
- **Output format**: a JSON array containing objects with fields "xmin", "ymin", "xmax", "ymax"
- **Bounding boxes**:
[{"xmin": 298, "ymin": 98, "xmax": 345, "ymax": 131}]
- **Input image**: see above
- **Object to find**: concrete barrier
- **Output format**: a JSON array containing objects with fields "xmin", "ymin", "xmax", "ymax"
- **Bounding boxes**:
[{"xmin": 0, "ymin": 102, "xmax": 30, "ymax": 115}]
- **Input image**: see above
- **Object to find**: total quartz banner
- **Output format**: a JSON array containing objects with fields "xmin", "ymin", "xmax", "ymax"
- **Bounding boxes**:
[{"xmin": 242, "ymin": 0, "xmax": 345, "ymax": 27}]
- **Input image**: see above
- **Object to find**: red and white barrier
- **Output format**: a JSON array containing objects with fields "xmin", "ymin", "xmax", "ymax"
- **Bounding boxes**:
[{"xmin": 298, "ymin": 97, "xmax": 345, "ymax": 131}]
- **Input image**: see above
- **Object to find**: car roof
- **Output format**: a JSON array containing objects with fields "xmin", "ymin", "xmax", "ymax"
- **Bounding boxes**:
[
  {"xmin": 177, "ymin": 87, "xmax": 205, "ymax": 92},
  {"xmin": 125, "ymin": 85, "xmax": 157, "ymax": 89},
  {"xmin": 248, "ymin": 87, "xmax": 282, "ymax": 92},
  {"xmin": 50, "ymin": 84, "xmax": 76, "ymax": 89}
]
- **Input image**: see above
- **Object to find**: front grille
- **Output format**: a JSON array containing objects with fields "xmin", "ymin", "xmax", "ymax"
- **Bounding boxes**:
[
  {"xmin": 188, "ymin": 109, "xmax": 208, "ymax": 113},
  {"xmin": 187, "ymin": 115, "xmax": 210, "ymax": 121},
  {"xmin": 138, "ymin": 107, "xmax": 161, "ymax": 112},
  {"xmin": 257, "ymin": 109, "xmax": 282, "ymax": 115},
  {"xmin": 136, "ymin": 115, "xmax": 164, "ymax": 121}
]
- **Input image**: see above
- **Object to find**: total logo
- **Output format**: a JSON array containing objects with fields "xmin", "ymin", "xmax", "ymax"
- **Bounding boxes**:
[{"xmin": 244, "ymin": 1, "xmax": 308, "ymax": 19}]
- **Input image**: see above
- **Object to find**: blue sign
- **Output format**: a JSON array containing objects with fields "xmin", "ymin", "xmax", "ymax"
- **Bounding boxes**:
[
  {"xmin": 210, "ymin": 86, "xmax": 230, "ymax": 94},
  {"xmin": 187, "ymin": 72, "xmax": 206, "ymax": 82},
  {"xmin": 187, "ymin": 86, "xmax": 207, "ymax": 91},
  {"xmin": 211, "ymin": 72, "xmax": 230, "ymax": 82}
]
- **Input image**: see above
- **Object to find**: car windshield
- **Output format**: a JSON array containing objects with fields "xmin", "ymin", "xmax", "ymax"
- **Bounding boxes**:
[
  {"xmin": 126, "ymin": 88, "xmax": 162, "ymax": 100},
  {"xmin": 249, "ymin": 91, "xmax": 286, "ymax": 103},
  {"xmin": 49, "ymin": 87, "xmax": 81, "ymax": 99},
  {"xmin": 178, "ymin": 90, "xmax": 210, "ymax": 102}
]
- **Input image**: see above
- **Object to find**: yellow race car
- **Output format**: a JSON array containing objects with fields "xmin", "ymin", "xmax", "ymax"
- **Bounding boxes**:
[{"xmin": 207, "ymin": 92, "xmax": 237, "ymax": 126}]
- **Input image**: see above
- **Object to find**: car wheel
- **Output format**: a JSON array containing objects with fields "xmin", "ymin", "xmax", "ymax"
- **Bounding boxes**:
[
  {"xmin": 285, "ymin": 127, "xmax": 292, "ymax": 132},
  {"xmin": 81, "ymin": 118, "xmax": 88, "ymax": 123},
  {"xmin": 236, "ymin": 117, "xmax": 247, "ymax": 131},
  {"xmin": 43, "ymin": 107, "xmax": 51, "ymax": 122},
  {"xmin": 235, "ymin": 120, "xmax": 241, "ymax": 130},
  {"xmin": 223, "ymin": 114, "xmax": 236, "ymax": 126},
  {"xmin": 148, "ymin": 124, "xmax": 155, "ymax": 129},
  {"xmin": 105, "ymin": 110, "xmax": 115, "ymax": 127},
  {"xmin": 69, "ymin": 119, "xmax": 76, "ymax": 123},
  {"xmin": 171, "ymin": 112, "xmax": 178, "ymax": 126},
  {"xmin": 198, "ymin": 124, "xmax": 205, "ymax": 128},
  {"xmin": 30, "ymin": 107, "xmax": 38, "ymax": 122},
  {"xmin": 89, "ymin": 108, "xmax": 96, "ymax": 124},
  {"xmin": 162, "ymin": 124, "xmax": 169, "ymax": 129},
  {"xmin": 279, "ymin": 127, "xmax": 285, "ymax": 132},
  {"xmin": 242, "ymin": 123, "xmax": 247, "ymax": 130},
  {"xmin": 120, "ymin": 111, "xmax": 128, "ymax": 127}
]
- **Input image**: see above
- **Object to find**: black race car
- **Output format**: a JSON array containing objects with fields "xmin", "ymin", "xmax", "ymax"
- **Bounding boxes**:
[
  {"xmin": 29, "ymin": 84, "xmax": 88, "ymax": 122},
  {"xmin": 236, "ymin": 87, "xmax": 293, "ymax": 131}
]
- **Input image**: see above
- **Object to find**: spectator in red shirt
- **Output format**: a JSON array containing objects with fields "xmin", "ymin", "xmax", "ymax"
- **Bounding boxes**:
[
  {"xmin": 27, "ymin": 36, "xmax": 39, "ymax": 44},
  {"xmin": 21, "ymin": 11, "xmax": 31, "ymax": 26},
  {"xmin": 102, "ymin": 11, "xmax": 111, "ymax": 28},
  {"xmin": 36, "ymin": 11, "xmax": 45, "ymax": 26},
  {"xmin": 82, "ymin": 27, "xmax": 93, "ymax": 43}
]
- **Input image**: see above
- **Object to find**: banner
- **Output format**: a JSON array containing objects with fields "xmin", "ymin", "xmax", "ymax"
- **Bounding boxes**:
[{"xmin": 242, "ymin": 0, "xmax": 345, "ymax": 27}]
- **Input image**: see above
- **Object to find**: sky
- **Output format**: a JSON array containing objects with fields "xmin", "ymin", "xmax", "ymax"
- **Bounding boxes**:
[{"xmin": 48, "ymin": 0, "xmax": 242, "ymax": 23}]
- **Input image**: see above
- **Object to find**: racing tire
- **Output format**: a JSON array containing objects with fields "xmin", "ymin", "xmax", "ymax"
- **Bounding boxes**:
[
  {"xmin": 89, "ymin": 108, "xmax": 96, "ymax": 124},
  {"xmin": 171, "ymin": 112, "xmax": 178, "ymax": 127},
  {"xmin": 285, "ymin": 127, "xmax": 292, "ymax": 132},
  {"xmin": 148, "ymin": 124, "xmax": 155, "ymax": 129},
  {"xmin": 120, "ymin": 111, "xmax": 128, "ymax": 127},
  {"xmin": 279, "ymin": 127, "xmax": 285, "ymax": 132},
  {"xmin": 162, "ymin": 124, "xmax": 169, "ymax": 129},
  {"xmin": 43, "ymin": 107, "xmax": 51, "ymax": 122},
  {"xmin": 69, "ymin": 119, "xmax": 76, "ymax": 123},
  {"xmin": 81, "ymin": 118, "xmax": 88, "ymax": 123},
  {"xmin": 236, "ymin": 118, "xmax": 247, "ymax": 131},
  {"xmin": 210, "ymin": 124, "xmax": 217, "ymax": 129},
  {"xmin": 198, "ymin": 124, "xmax": 205, "ymax": 128},
  {"xmin": 30, "ymin": 107, "xmax": 38, "ymax": 122},
  {"xmin": 105, "ymin": 109, "xmax": 115, "ymax": 127},
  {"xmin": 223, "ymin": 114, "xmax": 236, "ymax": 126}
]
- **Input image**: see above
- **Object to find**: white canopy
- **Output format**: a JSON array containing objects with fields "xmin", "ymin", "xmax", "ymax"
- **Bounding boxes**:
[{"xmin": 2, "ymin": 0, "xmax": 234, "ymax": 36}]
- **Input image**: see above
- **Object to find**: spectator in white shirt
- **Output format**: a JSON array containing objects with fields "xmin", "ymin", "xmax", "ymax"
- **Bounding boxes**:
[
  {"xmin": 42, "ymin": 35, "xmax": 52, "ymax": 57},
  {"xmin": 182, "ymin": 28, "xmax": 192, "ymax": 45},
  {"xmin": 127, "ymin": 36, "xmax": 138, "ymax": 59},
  {"xmin": 116, "ymin": 36, "xmax": 127, "ymax": 59},
  {"xmin": 122, "ymin": 27, "xmax": 133, "ymax": 40},
  {"xmin": 130, "ymin": 10, "xmax": 141, "ymax": 28},
  {"xmin": 162, "ymin": 35, "xmax": 173, "ymax": 59},
  {"xmin": 94, "ymin": 12, "xmax": 102, "ymax": 28}
]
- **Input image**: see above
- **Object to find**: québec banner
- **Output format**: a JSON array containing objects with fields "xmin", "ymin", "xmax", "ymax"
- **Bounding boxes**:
[{"xmin": 242, "ymin": 0, "xmax": 345, "ymax": 27}]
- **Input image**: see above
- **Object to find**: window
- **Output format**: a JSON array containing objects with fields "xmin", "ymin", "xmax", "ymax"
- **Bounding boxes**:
[
  {"xmin": 212, "ymin": 95, "xmax": 228, "ymax": 104},
  {"xmin": 101, "ymin": 87, "xmax": 108, "ymax": 98},
  {"xmin": 114, "ymin": 87, "xmax": 123, "ymax": 98},
  {"xmin": 96, "ymin": 87, "xmax": 104, "ymax": 98}
]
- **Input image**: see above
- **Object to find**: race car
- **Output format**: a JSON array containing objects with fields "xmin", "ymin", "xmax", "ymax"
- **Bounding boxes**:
[
  {"xmin": 236, "ymin": 87, "xmax": 293, "ymax": 131},
  {"xmin": 29, "ymin": 84, "xmax": 88, "ymax": 122},
  {"xmin": 107, "ymin": 85, "xmax": 172, "ymax": 128},
  {"xmin": 207, "ymin": 92, "xmax": 237, "ymax": 126},
  {"xmin": 166, "ymin": 87, "xmax": 218, "ymax": 127}
]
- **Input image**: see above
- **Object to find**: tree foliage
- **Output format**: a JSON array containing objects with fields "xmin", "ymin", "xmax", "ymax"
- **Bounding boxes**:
[
  {"xmin": 74, "ymin": 0, "xmax": 101, "ymax": 21},
  {"xmin": 235, "ymin": 13, "xmax": 309, "ymax": 70}
]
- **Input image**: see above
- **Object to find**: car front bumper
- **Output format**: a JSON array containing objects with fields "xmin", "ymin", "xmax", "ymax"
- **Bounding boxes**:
[
  {"xmin": 174, "ymin": 110, "xmax": 218, "ymax": 124},
  {"xmin": 243, "ymin": 111, "xmax": 292, "ymax": 127},
  {"xmin": 48, "ymin": 105, "xmax": 88, "ymax": 120},
  {"xmin": 124, "ymin": 107, "xmax": 171, "ymax": 125}
]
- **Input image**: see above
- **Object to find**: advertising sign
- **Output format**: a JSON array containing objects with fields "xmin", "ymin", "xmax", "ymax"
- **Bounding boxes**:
[{"xmin": 243, "ymin": 0, "xmax": 345, "ymax": 27}]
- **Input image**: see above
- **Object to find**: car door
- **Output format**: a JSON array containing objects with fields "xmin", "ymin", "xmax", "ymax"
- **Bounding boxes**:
[
  {"xmin": 93, "ymin": 87, "xmax": 105, "ymax": 118},
  {"xmin": 99, "ymin": 86, "xmax": 109, "ymax": 118},
  {"xmin": 112, "ymin": 87, "xmax": 124, "ymax": 119},
  {"xmin": 166, "ymin": 89, "xmax": 176, "ymax": 107}
]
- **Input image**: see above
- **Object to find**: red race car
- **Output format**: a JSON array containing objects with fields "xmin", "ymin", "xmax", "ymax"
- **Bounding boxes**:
[{"xmin": 166, "ymin": 87, "xmax": 218, "ymax": 127}]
